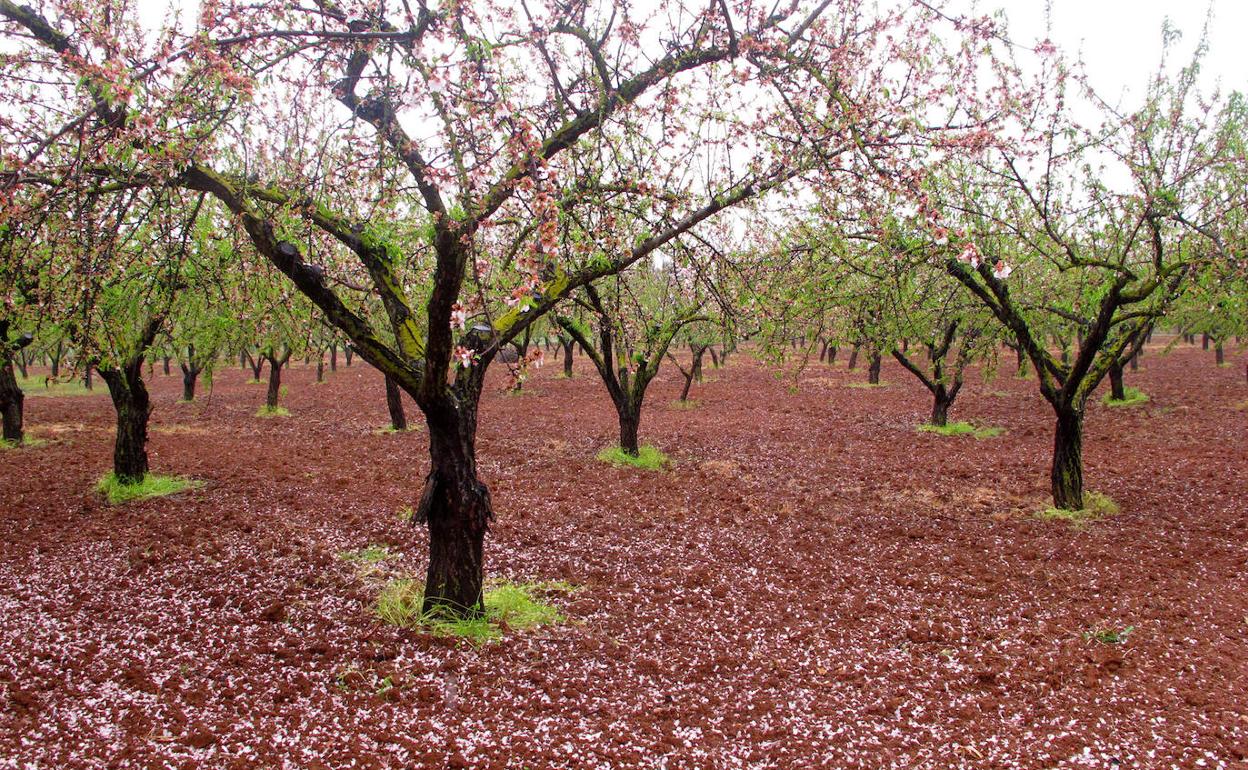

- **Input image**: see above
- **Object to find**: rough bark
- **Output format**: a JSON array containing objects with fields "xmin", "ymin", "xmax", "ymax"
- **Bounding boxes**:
[
  {"xmin": 867, "ymin": 353, "xmax": 882, "ymax": 384},
  {"xmin": 847, "ymin": 345, "xmax": 860, "ymax": 370},
  {"xmin": 329, "ymin": 345, "xmax": 338, "ymax": 371},
  {"xmin": 1215, "ymin": 341, "xmax": 1225, "ymax": 366},
  {"xmin": 417, "ymin": 412, "xmax": 491, "ymax": 616},
  {"xmin": 1051, "ymin": 408, "xmax": 1084, "ymax": 510},
  {"xmin": 263, "ymin": 349, "xmax": 290, "ymax": 409},
  {"xmin": 1108, "ymin": 363, "xmax": 1126, "ymax": 401},
  {"xmin": 99, "ymin": 361, "xmax": 153, "ymax": 484},
  {"xmin": 561, "ymin": 338, "xmax": 574, "ymax": 378},
  {"xmin": 385, "ymin": 374, "xmax": 407, "ymax": 431},
  {"xmin": 0, "ymin": 357, "xmax": 24, "ymax": 443},
  {"xmin": 617, "ymin": 402, "xmax": 642, "ymax": 455}
]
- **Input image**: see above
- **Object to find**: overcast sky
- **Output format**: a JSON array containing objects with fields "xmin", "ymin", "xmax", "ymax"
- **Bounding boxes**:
[{"xmin": 948, "ymin": 0, "xmax": 1246, "ymax": 102}]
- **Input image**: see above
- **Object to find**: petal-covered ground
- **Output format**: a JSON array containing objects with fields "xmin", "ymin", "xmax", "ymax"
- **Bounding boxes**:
[{"xmin": 1, "ymin": 340, "xmax": 1246, "ymax": 769}]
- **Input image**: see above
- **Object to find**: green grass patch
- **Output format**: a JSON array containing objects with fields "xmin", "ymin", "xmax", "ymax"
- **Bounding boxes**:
[
  {"xmin": 669, "ymin": 399, "xmax": 700, "ymax": 410},
  {"xmin": 917, "ymin": 421, "xmax": 1005, "ymax": 439},
  {"xmin": 374, "ymin": 424, "xmax": 420, "ymax": 435},
  {"xmin": 1037, "ymin": 491, "xmax": 1119, "ymax": 527},
  {"xmin": 17, "ymin": 376, "xmax": 97, "ymax": 398},
  {"xmin": 1102, "ymin": 387, "xmax": 1149, "ymax": 408},
  {"xmin": 339, "ymin": 544, "xmax": 393, "ymax": 564},
  {"xmin": 0, "ymin": 435, "xmax": 47, "ymax": 450},
  {"xmin": 375, "ymin": 578, "xmax": 572, "ymax": 643},
  {"xmin": 246, "ymin": 378, "xmax": 262, "ymax": 384},
  {"xmin": 845, "ymin": 381, "xmax": 888, "ymax": 389},
  {"xmin": 397, "ymin": 505, "xmax": 416, "ymax": 522},
  {"xmin": 1234, "ymin": 400, "xmax": 1248, "ymax": 412},
  {"xmin": 596, "ymin": 444, "xmax": 671, "ymax": 470},
  {"xmin": 255, "ymin": 405, "xmax": 290, "ymax": 418},
  {"xmin": 97, "ymin": 472, "xmax": 199, "ymax": 504},
  {"xmin": 1084, "ymin": 625, "xmax": 1135, "ymax": 645}
]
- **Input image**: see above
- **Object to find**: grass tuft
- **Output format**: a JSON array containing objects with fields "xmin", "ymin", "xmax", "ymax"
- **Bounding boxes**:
[
  {"xmin": 375, "ymin": 579, "xmax": 571, "ymax": 643},
  {"xmin": 339, "ymin": 544, "xmax": 393, "ymax": 564},
  {"xmin": 97, "ymin": 472, "xmax": 199, "ymax": 505},
  {"xmin": 596, "ymin": 444, "xmax": 671, "ymax": 470},
  {"xmin": 0, "ymin": 435, "xmax": 47, "ymax": 450},
  {"xmin": 845, "ymin": 381, "xmax": 888, "ymax": 389},
  {"xmin": 917, "ymin": 421, "xmax": 1005, "ymax": 439},
  {"xmin": 255, "ymin": 405, "xmax": 291, "ymax": 418},
  {"xmin": 1102, "ymin": 387, "xmax": 1149, "ymax": 408},
  {"xmin": 17, "ymin": 376, "xmax": 97, "ymax": 398},
  {"xmin": 375, "ymin": 424, "xmax": 420, "ymax": 435},
  {"xmin": 1037, "ymin": 491, "xmax": 1119, "ymax": 527},
  {"xmin": 669, "ymin": 399, "xmax": 700, "ymax": 410},
  {"xmin": 1084, "ymin": 625, "xmax": 1135, "ymax": 645}
]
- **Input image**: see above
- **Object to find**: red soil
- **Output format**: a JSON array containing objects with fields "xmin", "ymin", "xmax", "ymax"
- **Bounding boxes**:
[{"xmin": 1, "ymin": 341, "xmax": 1246, "ymax": 769}]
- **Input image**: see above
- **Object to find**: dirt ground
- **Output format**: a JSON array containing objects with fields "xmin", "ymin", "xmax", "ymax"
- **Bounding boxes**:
[{"xmin": 1, "ymin": 340, "xmax": 1246, "ymax": 769}]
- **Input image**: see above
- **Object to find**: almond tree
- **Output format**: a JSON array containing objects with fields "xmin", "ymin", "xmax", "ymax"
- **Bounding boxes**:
[
  {"xmin": 927, "ymin": 49, "xmax": 1242, "ymax": 510},
  {"xmin": 1, "ymin": 0, "xmax": 1010, "ymax": 615}
]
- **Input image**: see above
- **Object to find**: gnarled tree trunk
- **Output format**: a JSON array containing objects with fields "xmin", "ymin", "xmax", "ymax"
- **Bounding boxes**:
[
  {"xmin": 417, "ymin": 408, "xmax": 491, "ymax": 616},
  {"xmin": 1108, "ymin": 363, "xmax": 1125, "ymax": 401},
  {"xmin": 385, "ymin": 374, "xmax": 407, "ymax": 431},
  {"xmin": 867, "ymin": 353, "xmax": 882, "ymax": 384},
  {"xmin": 561, "ymin": 338, "xmax": 574, "ymax": 378},
  {"xmin": 99, "ymin": 359, "xmax": 153, "ymax": 484},
  {"xmin": 1051, "ymin": 407, "xmax": 1084, "ymax": 510},
  {"xmin": 1, "ymin": 358, "xmax": 24, "ymax": 443},
  {"xmin": 616, "ymin": 399, "xmax": 642, "ymax": 455}
]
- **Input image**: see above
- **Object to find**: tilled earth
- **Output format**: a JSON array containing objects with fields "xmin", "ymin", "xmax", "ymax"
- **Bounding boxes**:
[{"xmin": 1, "ymin": 341, "xmax": 1246, "ymax": 769}]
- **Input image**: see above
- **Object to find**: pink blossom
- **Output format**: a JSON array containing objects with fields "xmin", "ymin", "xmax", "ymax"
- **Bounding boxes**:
[
  {"xmin": 958, "ymin": 242, "xmax": 982, "ymax": 268},
  {"xmin": 993, "ymin": 260, "xmax": 1013, "ymax": 280},
  {"xmin": 454, "ymin": 346, "xmax": 474, "ymax": 368},
  {"xmin": 450, "ymin": 303, "xmax": 467, "ymax": 330}
]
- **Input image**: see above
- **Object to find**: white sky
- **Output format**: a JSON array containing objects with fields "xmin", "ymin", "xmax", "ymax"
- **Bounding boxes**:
[{"xmin": 948, "ymin": 0, "xmax": 1247, "ymax": 101}]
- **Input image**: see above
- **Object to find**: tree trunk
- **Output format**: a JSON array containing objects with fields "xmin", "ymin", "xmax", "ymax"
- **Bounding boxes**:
[
  {"xmin": 930, "ymin": 387, "xmax": 951, "ymax": 427},
  {"xmin": 867, "ymin": 354, "xmax": 882, "ymax": 384},
  {"xmin": 1215, "ymin": 341, "xmax": 1225, "ymax": 366},
  {"xmin": 15, "ymin": 353, "xmax": 28, "ymax": 380},
  {"xmin": 181, "ymin": 367, "xmax": 199, "ymax": 402},
  {"xmin": 240, "ymin": 349, "xmax": 247, "ymax": 369},
  {"xmin": 83, "ymin": 366, "xmax": 93, "ymax": 390},
  {"xmin": 250, "ymin": 356, "xmax": 264, "ymax": 382},
  {"xmin": 418, "ymin": 417, "xmax": 491, "ymax": 616},
  {"xmin": 679, "ymin": 371, "xmax": 694, "ymax": 402},
  {"xmin": 1202, "ymin": 332, "xmax": 1210, "ymax": 350},
  {"xmin": 99, "ymin": 363, "xmax": 152, "ymax": 484},
  {"xmin": 329, "ymin": 345, "xmax": 338, "ymax": 371},
  {"xmin": 819, "ymin": 340, "xmax": 828, "ymax": 362},
  {"xmin": 709, "ymin": 347, "xmax": 720, "ymax": 368},
  {"xmin": 1129, "ymin": 349, "xmax": 1139, "ymax": 372},
  {"xmin": 1050, "ymin": 407, "xmax": 1085, "ymax": 511},
  {"xmin": 1108, "ymin": 363, "xmax": 1125, "ymax": 401},
  {"xmin": 0, "ymin": 357, "xmax": 24, "ymax": 443},
  {"xmin": 345, "ymin": 347, "xmax": 354, "ymax": 366},
  {"xmin": 617, "ymin": 402, "xmax": 641, "ymax": 456},
  {"xmin": 316, "ymin": 358, "xmax": 324, "ymax": 383},
  {"xmin": 1015, "ymin": 347, "xmax": 1028, "ymax": 378},
  {"xmin": 691, "ymin": 347, "xmax": 705, "ymax": 382},
  {"xmin": 827, "ymin": 345, "xmax": 838, "ymax": 366},
  {"xmin": 385, "ymin": 374, "xmax": 407, "ymax": 431},
  {"xmin": 265, "ymin": 356, "xmax": 284, "ymax": 409},
  {"xmin": 562, "ymin": 339, "xmax": 574, "ymax": 378},
  {"xmin": 51, "ymin": 341, "xmax": 63, "ymax": 378},
  {"xmin": 847, "ymin": 345, "xmax": 860, "ymax": 370},
  {"xmin": 162, "ymin": 356, "xmax": 171, "ymax": 376}
]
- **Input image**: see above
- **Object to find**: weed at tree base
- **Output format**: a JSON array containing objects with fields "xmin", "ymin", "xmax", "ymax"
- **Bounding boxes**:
[
  {"xmin": 1084, "ymin": 625, "xmax": 1135, "ymax": 645},
  {"xmin": 255, "ymin": 405, "xmax": 291, "ymax": 418},
  {"xmin": 96, "ymin": 473, "xmax": 200, "ymax": 505},
  {"xmin": 917, "ymin": 421, "xmax": 1005, "ymax": 439},
  {"xmin": 1102, "ymin": 387, "xmax": 1149, "ymax": 408},
  {"xmin": 375, "ymin": 579, "xmax": 573, "ymax": 643},
  {"xmin": 339, "ymin": 544, "xmax": 393, "ymax": 564},
  {"xmin": 1037, "ymin": 491, "xmax": 1120, "ymax": 527},
  {"xmin": 0, "ymin": 435, "xmax": 47, "ymax": 450},
  {"xmin": 596, "ymin": 445, "xmax": 671, "ymax": 470}
]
